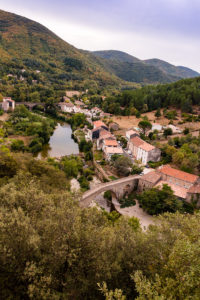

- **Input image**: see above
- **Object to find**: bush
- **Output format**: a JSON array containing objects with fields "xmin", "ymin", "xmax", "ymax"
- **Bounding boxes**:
[
  {"xmin": 11, "ymin": 139, "xmax": 25, "ymax": 152},
  {"xmin": 104, "ymin": 190, "xmax": 112, "ymax": 201},
  {"xmin": 119, "ymin": 193, "xmax": 136, "ymax": 208},
  {"xmin": 78, "ymin": 176, "xmax": 90, "ymax": 190}
]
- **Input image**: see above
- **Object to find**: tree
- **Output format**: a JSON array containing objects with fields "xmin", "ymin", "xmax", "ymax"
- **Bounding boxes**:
[
  {"xmin": 155, "ymin": 108, "xmax": 161, "ymax": 118},
  {"xmin": 137, "ymin": 184, "xmax": 182, "ymax": 215},
  {"xmin": 163, "ymin": 127, "xmax": 173, "ymax": 138},
  {"xmin": 138, "ymin": 120, "xmax": 152, "ymax": 135},
  {"xmin": 114, "ymin": 156, "xmax": 133, "ymax": 176}
]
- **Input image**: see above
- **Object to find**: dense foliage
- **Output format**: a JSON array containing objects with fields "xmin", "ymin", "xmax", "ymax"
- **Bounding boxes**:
[
  {"xmin": 4, "ymin": 105, "xmax": 55, "ymax": 153},
  {"xmin": 137, "ymin": 184, "xmax": 182, "ymax": 215},
  {"xmin": 101, "ymin": 77, "xmax": 200, "ymax": 115}
]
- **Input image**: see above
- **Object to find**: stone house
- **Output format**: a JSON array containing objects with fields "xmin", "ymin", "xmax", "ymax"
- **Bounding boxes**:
[
  {"xmin": 139, "ymin": 165, "xmax": 200, "ymax": 204},
  {"xmin": 104, "ymin": 146, "xmax": 124, "ymax": 161},
  {"xmin": 128, "ymin": 136, "xmax": 161, "ymax": 165}
]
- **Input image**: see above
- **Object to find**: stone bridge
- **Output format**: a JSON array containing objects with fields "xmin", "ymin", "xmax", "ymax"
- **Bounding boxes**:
[
  {"xmin": 16, "ymin": 102, "xmax": 45, "ymax": 110},
  {"xmin": 80, "ymin": 175, "xmax": 140, "ymax": 208}
]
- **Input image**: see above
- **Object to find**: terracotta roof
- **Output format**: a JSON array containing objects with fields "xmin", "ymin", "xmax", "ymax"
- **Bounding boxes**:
[
  {"xmin": 156, "ymin": 180, "xmax": 188, "ymax": 199},
  {"xmin": 126, "ymin": 129, "xmax": 138, "ymax": 136},
  {"xmin": 130, "ymin": 136, "xmax": 144, "ymax": 147},
  {"xmin": 139, "ymin": 142, "xmax": 155, "ymax": 152},
  {"xmin": 104, "ymin": 139, "xmax": 118, "ymax": 147},
  {"xmin": 99, "ymin": 130, "xmax": 112, "ymax": 138},
  {"xmin": 93, "ymin": 120, "xmax": 107, "ymax": 128},
  {"xmin": 141, "ymin": 171, "xmax": 161, "ymax": 184},
  {"xmin": 104, "ymin": 147, "xmax": 124, "ymax": 155},
  {"xmin": 188, "ymin": 184, "xmax": 200, "ymax": 194},
  {"xmin": 158, "ymin": 165, "xmax": 199, "ymax": 183}
]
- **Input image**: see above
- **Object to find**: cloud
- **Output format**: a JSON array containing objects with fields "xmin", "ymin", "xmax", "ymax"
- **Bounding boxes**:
[{"xmin": 1, "ymin": 0, "xmax": 200, "ymax": 71}]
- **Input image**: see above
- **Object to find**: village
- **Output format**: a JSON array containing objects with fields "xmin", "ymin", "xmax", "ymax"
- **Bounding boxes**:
[
  {"xmin": 57, "ymin": 91, "xmax": 200, "ymax": 210},
  {"xmin": 1, "ymin": 91, "xmax": 200, "ymax": 225}
]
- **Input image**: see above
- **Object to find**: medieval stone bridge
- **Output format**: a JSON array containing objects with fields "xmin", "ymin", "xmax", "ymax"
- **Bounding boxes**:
[
  {"xmin": 15, "ymin": 102, "xmax": 45, "ymax": 110},
  {"xmin": 80, "ymin": 175, "xmax": 140, "ymax": 208}
]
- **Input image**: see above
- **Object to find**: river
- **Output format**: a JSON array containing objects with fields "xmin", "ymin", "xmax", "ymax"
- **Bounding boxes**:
[{"xmin": 38, "ymin": 123, "xmax": 79, "ymax": 159}]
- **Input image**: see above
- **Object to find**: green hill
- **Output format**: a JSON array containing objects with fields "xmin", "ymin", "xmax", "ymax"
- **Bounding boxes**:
[
  {"xmin": 0, "ymin": 9, "xmax": 135, "ymax": 99},
  {"xmin": 92, "ymin": 50, "xmax": 199, "ymax": 84},
  {"xmin": 144, "ymin": 58, "xmax": 199, "ymax": 79}
]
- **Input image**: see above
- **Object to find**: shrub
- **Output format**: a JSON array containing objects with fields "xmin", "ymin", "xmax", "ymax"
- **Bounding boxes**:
[{"xmin": 11, "ymin": 139, "xmax": 25, "ymax": 152}]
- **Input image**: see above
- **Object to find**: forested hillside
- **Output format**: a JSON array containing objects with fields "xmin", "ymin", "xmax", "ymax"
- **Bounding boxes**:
[
  {"xmin": 93, "ymin": 50, "xmax": 199, "ymax": 84},
  {"xmin": 0, "ymin": 9, "xmax": 135, "ymax": 102},
  {"xmin": 100, "ymin": 76, "xmax": 200, "ymax": 115}
]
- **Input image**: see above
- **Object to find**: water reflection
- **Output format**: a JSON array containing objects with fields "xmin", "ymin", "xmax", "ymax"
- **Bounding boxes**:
[{"xmin": 38, "ymin": 123, "xmax": 79, "ymax": 158}]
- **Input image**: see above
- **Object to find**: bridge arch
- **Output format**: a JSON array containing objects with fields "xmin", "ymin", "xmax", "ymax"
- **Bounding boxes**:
[{"xmin": 80, "ymin": 175, "xmax": 140, "ymax": 208}]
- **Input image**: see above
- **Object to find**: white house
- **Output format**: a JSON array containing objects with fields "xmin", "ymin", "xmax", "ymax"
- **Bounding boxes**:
[
  {"xmin": 151, "ymin": 123, "xmax": 163, "ymax": 132},
  {"xmin": 58, "ymin": 102, "xmax": 75, "ymax": 113},
  {"xmin": 128, "ymin": 136, "xmax": 161, "ymax": 165},
  {"xmin": 1, "ymin": 97, "xmax": 15, "ymax": 111}
]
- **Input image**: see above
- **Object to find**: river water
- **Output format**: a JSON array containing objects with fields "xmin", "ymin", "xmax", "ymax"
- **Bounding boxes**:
[{"xmin": 38, "ymin": 123, "xmax": 79, "ymax": 159}]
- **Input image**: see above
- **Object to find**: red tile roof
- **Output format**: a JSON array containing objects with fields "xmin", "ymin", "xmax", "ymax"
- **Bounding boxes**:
[
  {"xmin": 158, "ymin": 165, "xmax": 199, "ymax": 183},
  {"xmin": 139, "ymin": 142, "xmax": 155, "ymax": 152},
  {"xmin": 141, "ymin": 171, "xmax": 161, "ymax": 184},
  {"xmin": 93, "ymin": 120, "xmax": 107, "ymax": 128},
  {"xmin": 156, "ymin": 180, "xmax": 188, "ymax": 199},
  {"xmin": 130, "ymin": 136, "xmax": 144, "ymax": 147},
  {"xmin": 104, "ymin": 139, "xmax": 118, "ymax": 146},
  {"xmin": 99, "ymin": 130, "xmax": 112, "ymax": 138}
]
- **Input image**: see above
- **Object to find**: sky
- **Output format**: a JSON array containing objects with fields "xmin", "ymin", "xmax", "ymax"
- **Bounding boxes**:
[{"xmin": 1, "ymin": 0, "xmax": 200, "ymax": 72}]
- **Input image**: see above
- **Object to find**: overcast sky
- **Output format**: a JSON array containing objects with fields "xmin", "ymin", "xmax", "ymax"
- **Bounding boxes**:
[{"xmin": 1, "ymin": 0, "xmax": 200, "ymax": 72}]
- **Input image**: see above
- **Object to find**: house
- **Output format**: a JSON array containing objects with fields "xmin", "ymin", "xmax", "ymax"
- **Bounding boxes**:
[
  {"xmin": 93, "ymin": 120, "xmax": 108, "ymax": 130},
  {"xmin": 126, "ymin": 129, "xmax": 139, "ymax": 140},
  {"xmin": 91, "ymin": 107, "xmax": 102, "ymax": 116},
  {"xmin": 138, "ymin": 171, "xmax": 161, "ymax": 192},
  {"xmin": 109, "ymin": 122, "xmax": 119, "ymax": 131},
  {"xmin": 151, "ymin": 123, "xmax": 163, "ymax": 132},
  {"xmin": 90, "ymin": 127, "xmax": 107, "ymax": 140},
  {"xmin": 1, "ymin": 97, "xmax": 15, "ymax": 111},
  {"xmin": 139, "ymin": 165, "xmax": 200, "ymax": 202},
  {"xmin": 75, "ymin": 100, "xmax": 85, "ymax": 107},
  {"xmin": 104, "ymin": 146, "xmax": 124, "ymax": 161},
  {"xmin": 157, "ymin": 165, "xmax": 199, "ymax": 189},
  {"xmin": 128, "ymin": 136, "xmax": 161, "ymax": 165},
  {"xmin": 58, "ymin": 102, "xmax": 75, "ymax": 113},
  {"xmin": 97, "ymin": 130, "xmax": 115, "ymax": 150},
  {"xmin": 73, "ymin": 105, "xmax": 83, "ymax": 113},
  {"xmin": 102, "ymin": 139, "xmax": 119, "ymax": 151}
]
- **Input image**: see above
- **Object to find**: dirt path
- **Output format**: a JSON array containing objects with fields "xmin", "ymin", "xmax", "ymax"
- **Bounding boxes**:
[
  {"xmin": 113, "ymin": 199, "xmax": 154, "ymax": 230},
  {"xmin": 0, "ymin": 113, "xmax": 9, "ymax": 122}
]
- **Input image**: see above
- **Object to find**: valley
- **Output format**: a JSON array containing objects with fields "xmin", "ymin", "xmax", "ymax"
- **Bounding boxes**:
[{"xmin": 0, "ymin": 7, "xmax": 200, "ymax": 300}]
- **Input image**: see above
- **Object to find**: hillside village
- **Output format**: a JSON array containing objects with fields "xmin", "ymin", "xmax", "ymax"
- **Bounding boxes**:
[{"xmin": 2, "ymin": 90, "xmax": 200, "ymax": 210}]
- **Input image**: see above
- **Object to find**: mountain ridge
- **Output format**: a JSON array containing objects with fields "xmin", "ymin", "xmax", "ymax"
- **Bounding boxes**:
[{"xmin": 92, "ymin": 50, "xmax": 199, "ymax": 84}]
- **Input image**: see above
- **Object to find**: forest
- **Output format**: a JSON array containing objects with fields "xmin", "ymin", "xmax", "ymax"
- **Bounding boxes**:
[
  {"xmin": 101, "ymin": 77, "xmax": 200, "ymax": 115},
  {"xmin": 0, "ymin": 147, "xmax": 199, "ymax": 299}
]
